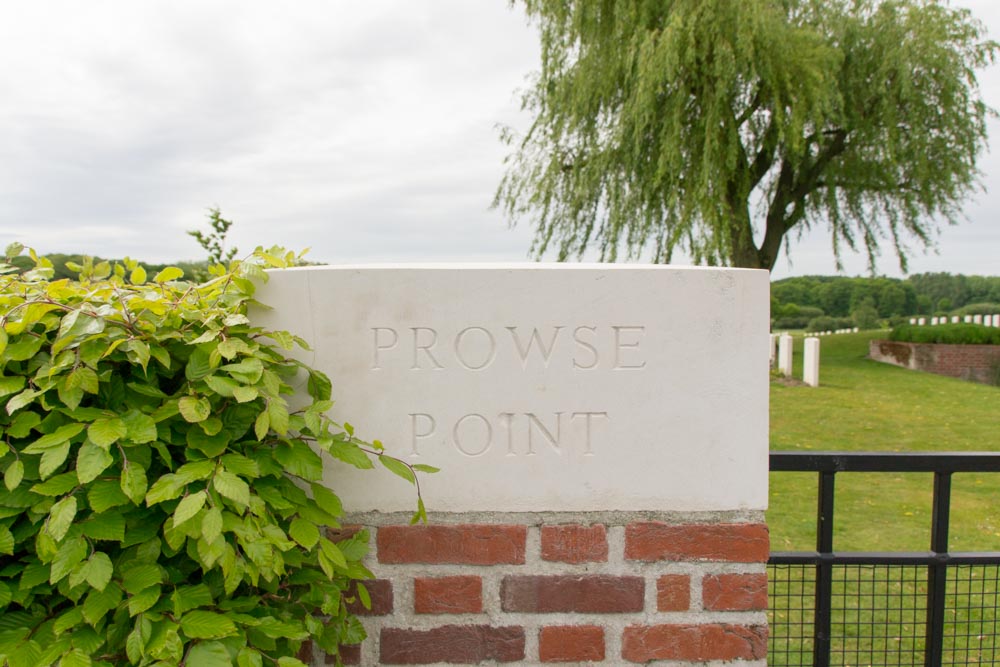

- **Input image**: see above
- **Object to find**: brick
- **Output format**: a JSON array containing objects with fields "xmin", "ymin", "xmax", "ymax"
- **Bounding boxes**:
[
  {"xmin": 501, "ymin": 575, "xmax": 644, "ymax": 613},
  {"xmin": 326, "ymin": 644, "xmax": 361, "ymax": 665},
  {"xmin": 414, "ymin": 576, "xmax": 483, "ymax": 614},
  {"xmin": 377, "ymin": 524, "xmax": 526, "ymax": 565},
  {"xmin": 297, "ymin": 640, "xmax": 313, "ymax": 664},
  {"xmin": 380, "ymin": 625, "xmax": 525, "ymax": 664},
  {"xmin": 621, "ymin": 624, "xmax": 768, "ymax": 662},
  {"xmin": 625, "ymin": 522, "xmax": 769, "ymax": 562},
  {"xmin": 345, "ymin": 579, "xmax": 393, "ymax": 616},
  {"xmin": 539, "ymin": 626, "xmax": 605, "ymax": 663},
  {"xmin": 541, "ymin": 524, "xmax": 608, "ymax": 563},
  {"xmin": 703, "ymin": 573, "xmax": 768, "ymax": 611},
  {"xmin": 656, "ymin": 574, "xmax": 691, "ymax": 611}
]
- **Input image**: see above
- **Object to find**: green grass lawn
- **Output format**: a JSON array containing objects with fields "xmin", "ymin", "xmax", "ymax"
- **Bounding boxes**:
[
  {"xmin": 769, "ymin": 330, "xmax": 1000, "ymax": 552},
  {"xmin": 768, "ymin": 333, "xmax": 1000, "ymax": 664}
]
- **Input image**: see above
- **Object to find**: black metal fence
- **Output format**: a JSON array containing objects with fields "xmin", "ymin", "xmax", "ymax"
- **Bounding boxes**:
[{"xmin": 768, "ymin": 452, "xmax": 1000, "ymax": 666}]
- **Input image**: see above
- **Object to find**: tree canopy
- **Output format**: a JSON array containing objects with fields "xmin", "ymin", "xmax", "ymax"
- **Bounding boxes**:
[{"xmin": 496, "ymin": 0, "xmax": 997, "ymax": 271}]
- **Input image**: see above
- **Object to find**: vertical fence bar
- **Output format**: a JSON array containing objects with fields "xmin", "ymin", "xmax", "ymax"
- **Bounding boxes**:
[
  {"xmin": 925, "ymin": 471, "xmax": 952, "ymax": 667},
  {"xmin": 814, "ymin": 470, "xmax": 836, "ymax": 667}
]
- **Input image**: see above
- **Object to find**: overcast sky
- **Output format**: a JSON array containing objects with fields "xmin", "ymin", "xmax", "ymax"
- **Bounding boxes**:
[{"xmin": 1, "ymin": 1, "xmax": 998, "ymax": 279}]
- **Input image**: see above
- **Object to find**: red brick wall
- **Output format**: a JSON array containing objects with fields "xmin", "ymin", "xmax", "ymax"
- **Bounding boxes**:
[
  {"xmin": 306, "ymin": 514, "xmax": 768, "ymax": 665},
  {"xmin": 869, "ymin": 340, "xmax": 1000, "ymax": 385}
]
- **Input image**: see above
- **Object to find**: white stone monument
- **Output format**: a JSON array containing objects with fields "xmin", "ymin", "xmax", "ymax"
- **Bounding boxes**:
[
  {"xmin": 770, "ymin": 332, "xmax": 779, "ymax": 368},
  {"xmin": 778, "ymin": 333, "xmax": 794, "ymax": 378},
  {"xmin": 253, "ymin": 265, "xmax": 769, "ymax": 513},
  {"xmin": 965, "ymin": 315, "xmax": 973, "ymax": 323},
  {"xmin": 803, "ymin": 337, "xmax": 820, "ymax": 387},
  {"xmin": 918, "ymin": 317, "xmax": 926, "ymax": 326},
  {"xmin": 974, "ymin": 314, "xmax": 983, "ymax": 324}
]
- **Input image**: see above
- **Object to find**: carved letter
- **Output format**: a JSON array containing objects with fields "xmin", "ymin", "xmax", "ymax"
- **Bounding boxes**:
[
  {"xmin": 452, "ymin": 414, "xmax": 492, "ymax": 457},
  {"xmin": 454, "ymin": 327, "xmax": 496, "ymax": 371},
  {"xmin": 612, "ymin": 326, "xmax": 646, "ymax": 370},
  {"xmin": 526, "ymin": 412, "xmax": 563, "ymax": 455},
  {"xmin": 411, "ymin": 327, "xmax": 443, "ymax": 370},
  {"xmin": 506, "ymin": 326, "xmax": 564, "ymax": 368},
  {"xmin": 409, "ymin": 413, "xmax": 436, "ymax": 457},
  {"xmin": 497, "ymin": 412, "xmax": 516, "ymax": 456},
  {"xmin": 571, "ymin": 412, "xmax": 608, "ymax": 455},
  {"xmin": 572, "ymin": 326, "xmax": 599, "ymax": 370},
  {"xmin": 372, "ymin": 327, "xmax": 399, "ymax": 370}
]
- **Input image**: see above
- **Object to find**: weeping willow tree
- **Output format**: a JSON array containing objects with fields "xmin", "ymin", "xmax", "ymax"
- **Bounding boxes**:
[{"xmin": 495, "ymin": 0, "xmax": 996, "ymax": 271}]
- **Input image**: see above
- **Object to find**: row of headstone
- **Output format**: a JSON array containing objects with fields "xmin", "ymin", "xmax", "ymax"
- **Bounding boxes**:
[
  {"xmin": 909, "ymin": 314, "xmax": 1000, "ymax": 326},
  {"xmin": 770, "ymin": 333, "xmax": 820, "ymax": 387},
  {"xmin": 814, "ymin": 328, "xmax": 858, "ymax": 336}
]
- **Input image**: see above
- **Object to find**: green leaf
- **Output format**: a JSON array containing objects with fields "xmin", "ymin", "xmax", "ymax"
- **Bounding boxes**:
[
  {"xmin": 89, "ymin": 479, "xmax": 130, "ymax": 512},
  {"xmin": 122, "ymin": 563, "xmax": 163, "ymax": 594},
  {"xmin": 5, "ymin": 388, "xmax": 39, "ymax": 414},
  {"xmin": 4, "ymin": 459, "xmax": 24, "ymax": 491},
  {"xmin": 83, "ymin": 552, "xmax": 113, "ymax": 591},
  {"xmin": 267, "ymin": 400, "xmax": 289, "ymax": 436},
  {"xmin": 153, "ymin": 266, "xmax": 184, "ymax": 283},
  {"xmin": 213, "ymin": 470, "xmax": 250, "ymax": 509},
  {"xmin": 145, "ymin": 474, "xmax": 184, "ymax": 506},
  {"xmin": 59, "ymin": 649, "xmax": 92, "ymax": 667},
  {"xmin": 178, "ymin": 396, "xmax": 211, "ymax": 423},
  {"xmin": 173, "ymin": 491, "xmax": 207, "ymax": 527},
  {"xmin": 201, "ymin": 506, "xmax": 223, "ymax": 544},
  {"xmin": 237, "ymin": 647, "xmax": 264, "ymax": 667},
  {"xmin": 180, "ymin": 611, "xmax": 238, "ymax": 640},
  {"xmin": 0, "ymin": 525, "xmax": 14, "ymax": 555},
  {"xmin": 87, "ymin": 417, "xmax": 126, "ymax": 448},
  {"xmin": 81, "ymin": 512, "xmax": 125, "ymax": 542},
  {"xmin": 121, "ymin": 465, "xmax": 148, "ymax": 505},
  {"xmin": 310, "ymin": 484, "xmax": 343, "ymax": 518},
  {"xmin": 380, "ymin": 456, "xmax": 416, "ymax": 485},
  {"xmin": 319, "ymin": 538, "xmax": 347, "ymax": 569},
  {"xmin": 232, "ymin": 386, "xmax": 258, "ymax": 403},
  {"xmin": 288, "ymin": 518, "xmax": 319, "ymax": 550},
  {"xmin": 128, "ymin": 584, "xmax": 161, "ymax": 616},
  {"xmin": 185, "ymin": 348, "xmax": 213, "ymax": 381},
  {"xmin": 31, "ymin": 471, "xmax": 79, "ymax": 496},
  {"xmin": 204, "ymin": 374, "xmax": 238, "ymax": 397},
  {"xmin": 76, "ymin": 441, "xmax": 114, "ymax": 484},
  {"xmin": 53, "ymin": 607, "xmax": 85, "ymax": 635},
  {"xmin": 277, "ymin": 658, "xmax": 308, "ymax": 667},
  {"xmin": 126, "ymin": 616, "xmax": 151, "ymax": 663},
  {"xmin": 82, "ymin": 582, "xmax": 122, "ymax": 626},
  {"xmin": 0, "ymin": 376, "xmax": 26, "ymax": 398},
  {"xmin": 7, "ymin": 410, "xmax": 40, "ymax": 437},
  {"xmin": 307, "ymin": 369, "xmax": 332, "ymax": 402},
  {"xmin": 50, "ymin": 536, "xmax": 87, "ymax": 584},
  {"xmin": 39, "ymin": 441, "xmax": 71, "ymax": 479},
  {"xmin": 253, "ymin": 410, "xmax": 269, "ymax": 440},
  {"xmin": 185, "ymin": 641, "xmax": 232, "ymax": 667},
  {"xmin": 122, "ymin": 410, "xmax": 157, "ymax": 444},
  {"xmin": 412, "ymin": 464, "xmax": 441, "ymax": 473},
  {"xmin": 172, "ymin": 584, "xmax": 214, "ymax": 616},
  {"xmin": 23, "ymin": 422, "xmax": 85, "ymax": 453},
  {"xmin": 130, "ymin": 265, "xmax": 147, "ymax": 285},
  {"xmin": 46, "ymin": 495, "xmax": 78, "ymax": 542}
]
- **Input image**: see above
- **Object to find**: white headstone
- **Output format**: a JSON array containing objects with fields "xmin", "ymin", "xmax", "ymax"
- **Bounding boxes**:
[
  {"xmin": 852, "ymin": 327, "xmax": 859, "ymax": 333},
  {"xmin": 803, "ymin": 337, "xmax": 820, "ymax": 387},
  {"xmin": 951, "ymin": 316, "xmax": 959, "ymax": 324},
  {"xmin": 909, "ymin": 318, "xmax": 916, "ymax": 325},
  {"xmin": 931, "ymin": 317, "xmax": 938, "ymax": 325},
  {"xmin": 993, "ymin": 314, "xmax": 999, "ymax": 327},
  {"xmin": 778, "ymin": 333, "xmax": 793, "ymax": 377},
  {"xmin": 974, "ymin": 314, "xmax": 983, "ymax": 324},
  {"xmin": 252, "ymin": 265, "xmax": 769, "ymax": 513},
  {"xmin": 918, "ymin": 318, "xmax": 926, "ymax": 326},
  {"xmin": 965, "ymin": 315, "xmax": 973, "ymax": 323},
  {"xmin": 770, "ymin": 333, "xmax": 779, "ymax": 367}
]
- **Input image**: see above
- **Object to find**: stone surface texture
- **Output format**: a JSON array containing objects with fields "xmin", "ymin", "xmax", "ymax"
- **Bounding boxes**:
[{"xmin": 253, "ymin": 265, "xmax": 768, "ymax": 512}]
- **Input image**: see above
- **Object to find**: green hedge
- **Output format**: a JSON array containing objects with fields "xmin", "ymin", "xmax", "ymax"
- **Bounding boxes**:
[{"xmin": 888, "ymin": 323, "xmax": 1000, "ymax": 345}]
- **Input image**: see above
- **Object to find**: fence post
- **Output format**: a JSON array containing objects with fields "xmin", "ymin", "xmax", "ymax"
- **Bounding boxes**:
[
  {"xmin": 814, "ymin": 470, "xmax": 836, "ymax": 667},
  {"xmin": 925, "ymin": 471, "xmax": 952, "ymax": 667}
]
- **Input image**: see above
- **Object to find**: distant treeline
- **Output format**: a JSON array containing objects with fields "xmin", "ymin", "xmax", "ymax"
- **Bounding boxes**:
[
  {"xmin": 9, "ymin": 253, "xmax": 212, "ymax": 282},
  {"xmin": 772, "ymin": 273, "xmax": 1000, "ymax": 331}
]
